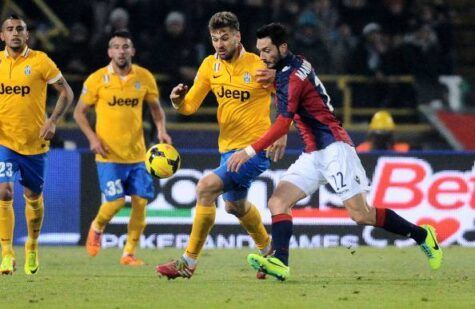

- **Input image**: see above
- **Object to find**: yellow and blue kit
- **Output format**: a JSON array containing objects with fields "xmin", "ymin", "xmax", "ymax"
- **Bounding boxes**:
[
  {"xmin": 177, "ymin": 47, "xmax": 273, "ymax": 201},
  {"xmin": 0, "ymin": 47, "xmax": 62, "ymax": 192},
  {"xmin": 80, "ymin": 64, "xmax": 158, "ymax": 200}
]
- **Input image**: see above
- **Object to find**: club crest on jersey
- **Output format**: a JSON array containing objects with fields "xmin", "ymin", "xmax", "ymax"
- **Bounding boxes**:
[
  {"xmin": 24, "ymin": 65, "xmax": 31, "ymax": 76},
  {"xmin": 135, "ymin": 81, "xmax": 141, "ymax": 90},
  {"xmin": 213, "ymin": 62, "xmax": 220, "ymax": 72},
  {"xmin": 243, "ymin": 72, "xmax": 251, "ymax": 84}
]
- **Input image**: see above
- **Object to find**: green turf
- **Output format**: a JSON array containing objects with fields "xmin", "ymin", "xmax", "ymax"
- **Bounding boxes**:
[{"xmin": 0, "ymin": 246, "xmax": 474, "ymax": 308}]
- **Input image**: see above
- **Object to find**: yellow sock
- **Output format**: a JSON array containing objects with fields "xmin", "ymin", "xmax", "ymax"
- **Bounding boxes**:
[
  {"xmin": 184, "ymin": 204, "xmax": 216, "ymax": 260},
  {"xmin": 238, "ymin": 203, "xmax": 270, "ymax": 250},
  {"xmin": 0, "ymin": 199, "xmax": 15, "ymax": 257},
  {"xmin": 123, "ymin": 196, "xmax": 147, "ymax": 255},
  {"xmin": 24, "ymin": 195, "xmax": 44, "ymax": 251},
  {"xmin": 93, "ymin": 198, "xmax": 125, "ymax": 231}
]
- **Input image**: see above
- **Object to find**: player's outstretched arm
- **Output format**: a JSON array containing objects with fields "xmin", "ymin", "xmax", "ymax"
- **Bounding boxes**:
[
  {"xmin": 148, "ymin": 99, "xmax": 172, "ymax": 144},
  {"xmin": 40, "ymin": 76, "xmax": 74, "ymax": 140},
  {"xmin": 73, "ymin": 100, "xmax": 109, "ymax": 158},
  {"xmin": 170, "ymin": 83, "xmax": 189, "ymax": 109}
]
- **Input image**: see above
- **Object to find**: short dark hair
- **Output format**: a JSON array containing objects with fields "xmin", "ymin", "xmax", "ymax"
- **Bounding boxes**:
[
  {"xmin": 208, "ymin": 11, "xmax": 239, "ymax": 31},
  {"xmin": 108, "ymin": 30, "xmax": 133, "ymax": 46},
  {"xmin": 256, "ymin": 23, "xmax": 289, "ymax": 47},
  {"xmin": 2, "ymin": 15, "xmax": 27, "ymax": 29}
]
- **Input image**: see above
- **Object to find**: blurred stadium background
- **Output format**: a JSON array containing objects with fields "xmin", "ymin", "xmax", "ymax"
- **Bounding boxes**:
[{"xmin": 2, "ymin": 0, "xmax": 475, "ymax": 254}]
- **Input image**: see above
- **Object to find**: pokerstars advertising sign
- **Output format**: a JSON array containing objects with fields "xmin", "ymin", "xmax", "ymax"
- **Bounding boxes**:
[{"xmin": 106, "ymin": 152, "xmax": 475, "ymax": 248}]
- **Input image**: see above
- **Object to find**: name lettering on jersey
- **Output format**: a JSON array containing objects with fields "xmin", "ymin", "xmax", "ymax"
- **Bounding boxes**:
[
  {"xmin": 108, "ymin": 96, "xmax": 139, "ymax": 107},
  {"xmin": 0, "ymin": 83, "xmax": 31, "ymax": 96},
  {"xmin": 216, "ymin": 86, "xmax": 250, "ymax": 102},
  {"xmin": 295, "ymin": 60, "xmax": 312, "ymax": 81}
]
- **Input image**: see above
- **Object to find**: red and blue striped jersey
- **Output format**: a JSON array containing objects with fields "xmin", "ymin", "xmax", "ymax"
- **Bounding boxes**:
[{"xmin": 274, "ymin": 54, "xmax": 352, "ymax": 152}]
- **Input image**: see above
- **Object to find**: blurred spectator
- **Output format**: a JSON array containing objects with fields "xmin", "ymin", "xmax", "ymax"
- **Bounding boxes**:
[
  {"xmin": 55, "ymin": 23, "xmax": 90, "ymax": 74},
  {"xmin": 404, "ymin": 23, "xmax": 443, "ymax": 104},
  {"xmin": 357, "ymin": 111, "xmax": 410, "ymax": 152},
  {"xmin": 293, "ymin": 12, "xmax": 332, "ymax": 74},
  {"xmin": 378, "ymin": 0, "xmax": 413, "ymax": 36},
  {"xmin": 90, "ymin": 7, "xmax": 131, "ymax": 68},
  {"xmin": 331, "ymin": 22, "xmax": 358, "ymax": 73},
  {"xmin": 338, "ymin": 0, "xmax": 374, "ymax": 35},
  {"xmin": 152, "ymin": 11, "xmax": 198, "ymax": 96}
]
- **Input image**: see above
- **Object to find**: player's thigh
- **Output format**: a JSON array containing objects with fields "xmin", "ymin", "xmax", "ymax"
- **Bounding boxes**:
[
  {"xmin": 318, "ymin": 142, "xmax": 369, "ymax": 202},
  {"xmin": 0, "ymin": 146, "xmax": 18, "ymax": 200},
  {"xmin": 125, "ymin": 163, "xmax": 154, "ymax": 201},
  {"xmin": 17, "ymin": 151, "xmax": 46, "ymax": 196},
  {"xmin": 280, "ymin": 151, "xmax": 323, "ymax": 198},
  {"xmin": 96, "ymin": 162, "xmax": 127, "ymax": 201},
  {"xmin": 215, "ymin": 150, "xmax": 270, "ymax": 202},
  {"xmin": 268, "ymin": 180, "xmax": 307, "ymax": 215}
]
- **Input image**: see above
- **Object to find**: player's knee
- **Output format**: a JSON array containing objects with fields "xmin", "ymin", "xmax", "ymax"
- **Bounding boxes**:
[
  {"xmin": 268, "ymin": 195, "xmax": 290, "ymax": 214},
  {"xmin": 0, "ymin": 187, "xmax": 13, "ymax": 201},
  {"xmin": 196, "ymin": 178, "xmax": 219, "ymax": 200}
]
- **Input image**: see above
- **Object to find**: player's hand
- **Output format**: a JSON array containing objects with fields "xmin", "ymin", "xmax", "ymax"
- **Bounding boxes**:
[
  {"xmin": 89, "ymin": 135, "xmax": 109, "ymax": 158},
  {"xmin": 266, "ymin": 134, "xmax": 287, "ymax": 162},
  {"xmin": 256, "ymin": 69, "xmax": 276, "ymax": 87},
  {"xmin": 227, "ymin": 150, "xmax": 251, "ymax": 173},
  {"xmin": 39, "ymin": 118, "xmax": 56, "ymax": 140},
  {"xmin": 170, "ymin": 83, "xmax": 189, "ymax": 107},
  {"xmin": 158, "ymin": 131, "xmax": 173, "ymax": 144}
]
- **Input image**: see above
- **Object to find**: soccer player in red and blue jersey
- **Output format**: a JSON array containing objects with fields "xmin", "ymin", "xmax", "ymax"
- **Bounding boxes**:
[{"xmin": 228, "ymin": 23, "xmax": 443, "ymax": 281}]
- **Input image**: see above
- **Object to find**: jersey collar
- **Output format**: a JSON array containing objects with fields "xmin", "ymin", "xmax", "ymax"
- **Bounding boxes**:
[
  {"xmin": 4, "ymin": 45, "xmax": 30, "ymax": 58},
  {"xmin": 107, "ymin": 63, "xmax": 136, "ymax": 76}
]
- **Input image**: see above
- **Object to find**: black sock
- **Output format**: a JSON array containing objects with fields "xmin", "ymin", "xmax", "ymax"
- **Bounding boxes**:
[
  {"xmin": 271, "ymin": 214, "xmax": 293, "ymax": 266},
  {"xmin": 375, "ymin": 208, "xmax": 427, "ymax": 244}
]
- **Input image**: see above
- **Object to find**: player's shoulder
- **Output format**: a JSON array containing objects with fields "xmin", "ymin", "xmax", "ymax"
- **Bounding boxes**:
[
  {"xmin": 133, "ymin": 64, "xmax": 151, "ymax": 75},
  {"xmin": 27, "ymin": 48, "xmax": 56, "ymax": 64},
  {"xmin": 290, "ymin": 55, "xmax": 313, "ymax": 81},
  {"xmin": 85, "ymin": 66, "xmax": 108, "ymax": 83},
  {"xmin": 201, "ymin": 55, "xmax": 217, "ymax": 66}
]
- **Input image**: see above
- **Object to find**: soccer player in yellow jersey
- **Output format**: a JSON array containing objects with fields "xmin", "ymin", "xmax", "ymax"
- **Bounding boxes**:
[
  {"xmin": 156, "ymin": 11, "xmax": 286, "ymax": 279},
  {"xmin": 0, "ymin": 15, "xmax": 74, "ymax": 275},
  {"xmin": 74, "ymin": 30, "xmax": 171, "ymax": 266}
]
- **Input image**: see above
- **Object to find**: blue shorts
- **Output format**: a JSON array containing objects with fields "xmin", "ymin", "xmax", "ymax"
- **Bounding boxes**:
[
  {"xmin": 213, "ymin": 150, "xmax": 271, "ymax": 202},
  {"xmin": 0, "ymin": 145, "xmax": 46, "ymax": 194},
  {"xmin": 96, "ymin": 162, "xmax": 154, "ymax": 201}
]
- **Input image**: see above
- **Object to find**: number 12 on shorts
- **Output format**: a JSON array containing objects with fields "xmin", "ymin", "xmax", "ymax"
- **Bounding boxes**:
[{"xmin": 330, "ymin": 172, "xmax": 346, "ymax": 191}]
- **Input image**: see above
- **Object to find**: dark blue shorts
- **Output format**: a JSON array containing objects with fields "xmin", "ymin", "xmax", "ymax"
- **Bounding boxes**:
[
  {"xmin": 213, "ymin": 150, "xmax": 270, "ymax": 202},
  {"xmin": 0, "ymin": 145, "xmax": 46, "ymax": 194},
  {"xmin": 96, "ymin": 162, "xmax": 154, "ymax": 201}
]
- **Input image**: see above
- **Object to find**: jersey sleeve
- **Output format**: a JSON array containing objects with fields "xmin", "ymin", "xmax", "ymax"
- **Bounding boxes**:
[
  {"xmin": 251, "ymin": 115, "xmax": 292, "ymax": 153},
  {"xmin": 41, "ymin": 54, "xmax": 62, "ymax": 84},
  {"xmin": 80, "ymin": 74, "xmax": 99, "ymax": 105},
  {"xmin": 177, "ymin": 59, "xmax": 211, "ymax": 115},
  {"xmin": 143, "ymin": 70, "xmax": 160, "ymax": 102}
]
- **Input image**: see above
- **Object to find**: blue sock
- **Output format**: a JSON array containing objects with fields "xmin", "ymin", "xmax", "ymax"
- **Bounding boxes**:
[{"xmin": 271, "ymin": 214, "xmax": 293, "ymax": 266}]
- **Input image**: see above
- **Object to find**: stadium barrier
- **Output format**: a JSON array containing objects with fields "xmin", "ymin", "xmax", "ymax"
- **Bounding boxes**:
[{"xmin": 12, "ymin": 150, "xmax": 475, "ymax": 248}]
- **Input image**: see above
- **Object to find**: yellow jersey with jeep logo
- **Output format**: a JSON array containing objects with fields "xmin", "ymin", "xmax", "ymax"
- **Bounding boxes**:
[
  {"xmin": 80, "ymin": 64, "xmax": 159, "ymax": 163},
  {"xmin": 176, "ymin": 47, "xmax": 272, "ymax": 153},
  {"xmin": 0, "ymin": 47, "xmax": 62, "ymax": 155}
]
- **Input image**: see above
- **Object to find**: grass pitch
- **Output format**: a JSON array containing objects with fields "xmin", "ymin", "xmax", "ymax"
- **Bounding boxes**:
[{"xmin": 0, "ymin": 246, "xmax": 474, "ymax": 308}]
